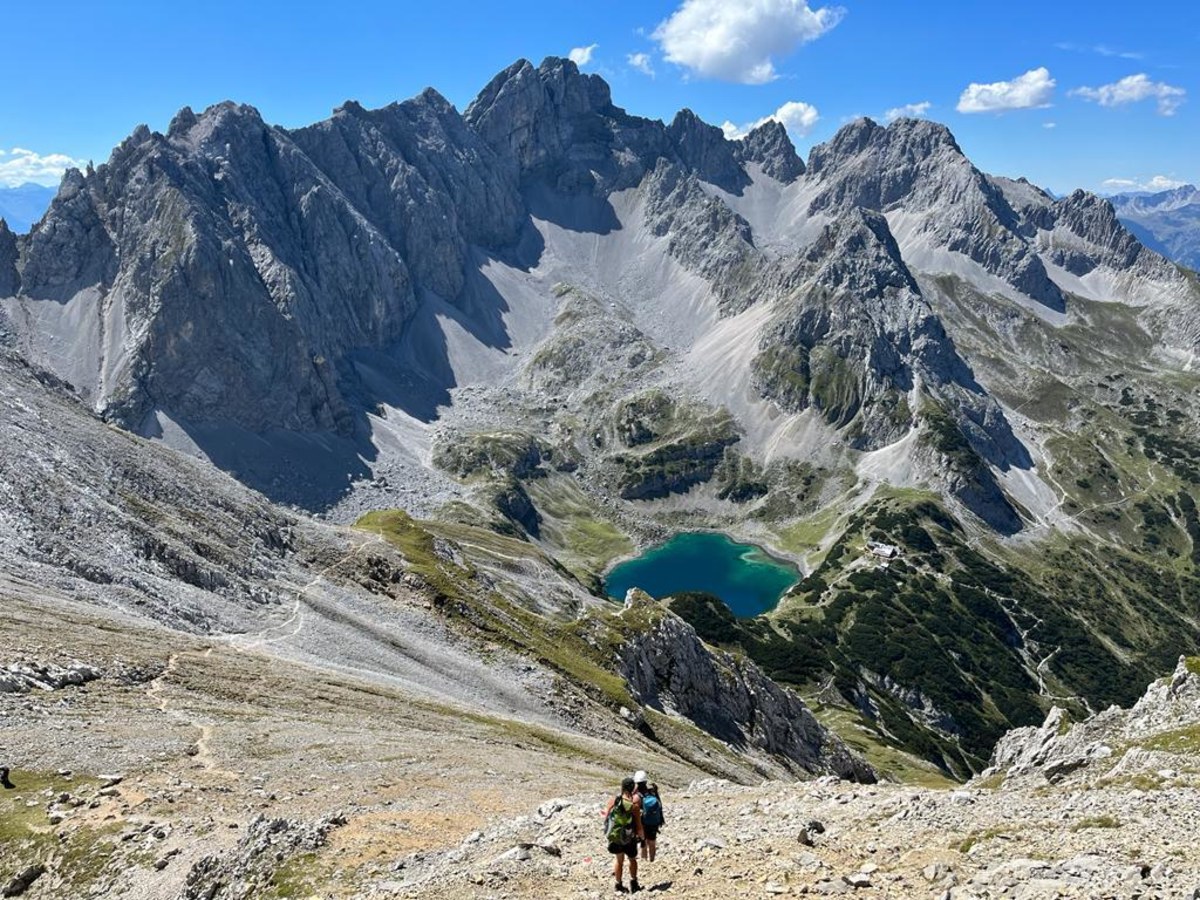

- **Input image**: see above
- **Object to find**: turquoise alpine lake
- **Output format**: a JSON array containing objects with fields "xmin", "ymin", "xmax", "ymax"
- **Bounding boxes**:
[{"xmin": 604, "ymin": 532, "xmax": 800, "ymax": 618}]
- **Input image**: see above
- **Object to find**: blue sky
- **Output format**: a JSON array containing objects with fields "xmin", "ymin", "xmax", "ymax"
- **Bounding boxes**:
[{"xmin": 1, "ymin": 0, "xmax": 1196, "ymax": 194}]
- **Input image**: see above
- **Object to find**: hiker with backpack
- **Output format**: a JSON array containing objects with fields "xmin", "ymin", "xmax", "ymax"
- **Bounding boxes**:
[
  {"xmin": 603, "ymin": 777, "xmax": 644, "ymax": 893},
  {"xmin": 639, "ymin": 782, "xmax": 664, "ymax": 862}
]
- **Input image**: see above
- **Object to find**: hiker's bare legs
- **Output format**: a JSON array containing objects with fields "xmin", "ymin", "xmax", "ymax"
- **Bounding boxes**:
[
  {"xmin": 629, "ymin": 857, "xmax": 638, "ymax": 882},
  {"xmin": 613, "ymin": 853, "xmax": 624, "ymax": 883},
  {"xmin": 647, "ymin": 839, "xmax": 657, "ymax": 862}
]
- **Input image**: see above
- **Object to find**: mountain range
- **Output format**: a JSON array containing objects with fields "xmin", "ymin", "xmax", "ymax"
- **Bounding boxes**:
[
  {"xmin": 0, "ymin": 183, "xmax": 56, "ymax": 233},
  {"xmin": 1109, "ymin": 183, "xmax": 1200, "ymax": 271},
  {"xmin": 4, "ymin": 55, "xmax": 1200, "ymax": 792}
]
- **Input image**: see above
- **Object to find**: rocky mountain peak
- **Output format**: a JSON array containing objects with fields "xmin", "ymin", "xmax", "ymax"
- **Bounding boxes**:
[
  {"xmin": 167, "ymin": 105, "xmax": 199, "ymax": 137},
  {"xmin": 804, "ymin": 114, "xmax": 1067, "ymax": 311},
  {"xmin": 534, "ymin": 55, "xmax": 613, "ymax": 113},
  {"xmin": 733, "ymin": 119, "xmax": 805, "ymax": 183},
  {"xmin": 806, "ymin": 117, "xmax": 881, "ymax": 174},
  {"xmin": 464, "ymin": 56, "xmax": 617, "ymax": 179},
  {"xmin": 667, "ymin": 108, "xmax": 747, "ymax": 192},
  {"xmin": 1049, "ymin": 189, "xmax": 1176, "ymax": 277},
  {"xmin": 807, "ymin": 115, "xmax": 968, "ymax": 194},
  {"xmin": 805, "ymin": 207, "xmax": 918, "ymax": 296},
  {"xmin": 166, "ymin": 100, "xmax": 272, "ymax": 155}
]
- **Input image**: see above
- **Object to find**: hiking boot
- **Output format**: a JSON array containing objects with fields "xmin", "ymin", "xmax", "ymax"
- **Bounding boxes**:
[
  {"xmin": 613, "ymin": 881, "xmax": 628, "ymax": 893},
  {"xmin": 630, "ymin": 880, "xmax": 642, "ymax": 893}
]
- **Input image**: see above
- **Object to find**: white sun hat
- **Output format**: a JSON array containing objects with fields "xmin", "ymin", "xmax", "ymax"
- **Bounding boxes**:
[{"xmin": 633, "ymin": 770, "xmax": 648, "ymax": 783}]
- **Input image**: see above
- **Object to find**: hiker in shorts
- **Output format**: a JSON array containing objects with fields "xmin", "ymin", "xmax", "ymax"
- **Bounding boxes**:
[
  {"xmin": 604, "ymin": 777, "xmax": 644, "ymax": 893},
  {"xmin": 639, "ymin": 782, "xmax": 664, "ymax": 862}
]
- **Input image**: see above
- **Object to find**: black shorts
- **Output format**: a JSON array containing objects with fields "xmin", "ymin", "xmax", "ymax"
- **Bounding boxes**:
[
  {"xmin": 643, "ymin": 826, "xmax": 659, "ymax": 841},
  {"xmin": 608, "ymin": 840, "xmax": 638, "ymax": 856}
]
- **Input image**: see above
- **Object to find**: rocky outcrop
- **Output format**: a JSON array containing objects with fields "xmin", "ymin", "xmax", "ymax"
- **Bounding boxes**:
[
  {"xmin": 288, "ymin": 89, "xmax": 523, "ymax": 303},
  {"xmin": 0, "ymin": 660, "xmax": 102, "ymax": 693},
  {"xmin": 179, "ymin": 814, "xmax": 346, "ymax": 900},
  {"xmin": 734, "ymin": 121, "xmax": 805, "ymax": 183},
  {"xmin": 617, "ymin": 590, "xmax": 875, "ymax": 782},
  {"xmin": 606, "ymin": 396, "xmax": 741, "ymax": 500},
  {"xmin": 985, "ymin": 656, "xmax": 1200, "ymax": 787}
]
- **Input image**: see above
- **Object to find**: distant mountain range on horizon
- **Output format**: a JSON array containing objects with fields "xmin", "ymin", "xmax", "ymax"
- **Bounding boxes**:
[
  {"xmin": 0, "ymin": 182, "xmax": 56, "ymax": 233},
  {"xmin": 1108, "ymin": 184, "xmax": 1200, "ymax": 271}
]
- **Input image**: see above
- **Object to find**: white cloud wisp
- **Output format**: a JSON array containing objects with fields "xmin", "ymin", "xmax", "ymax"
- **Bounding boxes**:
[
  {"xmin": 1102, "ymin": 175, "xmax": 1189, "ymax": 193},
  {"xmin": 883, "ymin": 101, "xmax": 931, "ymax": 123},
  {"xmin": 0, "ymin": 148, "xmax": 86, "ymax": 187},
  {"xmin": 1071, "ymin": 74, "xmax": 1186, "ymax": 116},
  {"xmin": 627, "ymin": 52, "xmax": 655, "ymax": 77},
  {"xmin": 568, "ymin": 44, "xmax": 598, "ymax": 66},
  {"xmin": 722, "ymin": 100, "xmax": 819, "ymax": 140}
]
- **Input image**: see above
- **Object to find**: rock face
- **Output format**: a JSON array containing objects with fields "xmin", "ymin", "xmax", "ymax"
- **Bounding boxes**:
[
  {"xmin": 7, "ymin": 105, "xmax": 424, "ymax": 435},
  {"xmin": 806, "ymin": 117, "xmax": 1066, "ymax": 310},
  {"xmin": 986, "ymin": 656, "xmax": 1200, "ymax": 787},
  {"xmin": 0, "ymin": 350, "xmax": 295, "ymax": 634},
  {"xmin": 0, "ymin": 221, "xmax": 17, "ymax": 298},
  {"xmin": 668, "ymin": 109, "xmax": 749, "ymax": 194},
  {"xmin": 617, "ymin": 590, "xmax": 875, "ymax": 782},
  {"xmin": 733, "ymin": 121, "xmax": 805, "ymax": 183}
]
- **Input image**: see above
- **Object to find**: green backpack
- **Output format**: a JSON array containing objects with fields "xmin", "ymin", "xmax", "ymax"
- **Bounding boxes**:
[{"xmin": 604, "ymin": 795, "xmax": 634, "ymax": 846}]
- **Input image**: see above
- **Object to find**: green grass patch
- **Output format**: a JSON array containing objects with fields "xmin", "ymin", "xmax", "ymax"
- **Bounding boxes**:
[
  {"xmin": 957, "ymin": 827, "xmax": 1010, "ymax": 854},
  {"xmin": 1070, "ymin": 814, "xmax": 1121, "ymax": 832},
  {"xmin": 524, "ymin": 476, "xmax": 633, "ymax": 583},
  {"xmin": 0, "ymin": 770, "xmax": 130, "ymax": 892},
  {"xmin": 1137, "ymin": 723, "xmax": 1200, "ymax": 754}
]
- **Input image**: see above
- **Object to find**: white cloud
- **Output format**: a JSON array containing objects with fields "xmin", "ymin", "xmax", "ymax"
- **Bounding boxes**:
[
  {"xmin": 1145, "ymin": 175, "xmax": 1188, "ymax": 191},
  {"xmin": 653, "ymin": 0, "xmax": 844, "ymax": 84},
  {"xmin": 722, "ymin": 100, "xmax": 820, "ymax": 140},
  {"xmin": 0, "ymin": 148, "xmax": 86, "ymax": 187},
  {"xmin": 1070, "ymin": 73, "xmax": 1186, "ymax": 116},
  {"xmin": 883, "ymin": 101, "xmax": 931, "ymax": 123},
  {"xmin": 956, "ymin": 67, "xmax": 1056, "ymax": 113},
  {"xmin": 1055, "ymin": 41, "xmax": 1143, "ymax": 61},
  {"xmin": 1102, "ymin": 174, "xmax": 1188, "ymax": 192},
  {"xmin": 1042, "ymin": 121, "xmax": 1057, "ymax": 129},
  {"xmin": 627, "ymin": 52, "xmax": 655, "ymax": 77},
  {"xmin": 569, "ymin": 44, "xmax": 598, "ymax": 66}
]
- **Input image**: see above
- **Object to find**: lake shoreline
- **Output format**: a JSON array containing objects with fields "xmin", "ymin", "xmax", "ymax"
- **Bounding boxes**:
[{"xmin": 603, "ymin": 531, "xmax": 801, "ymax": 618}]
